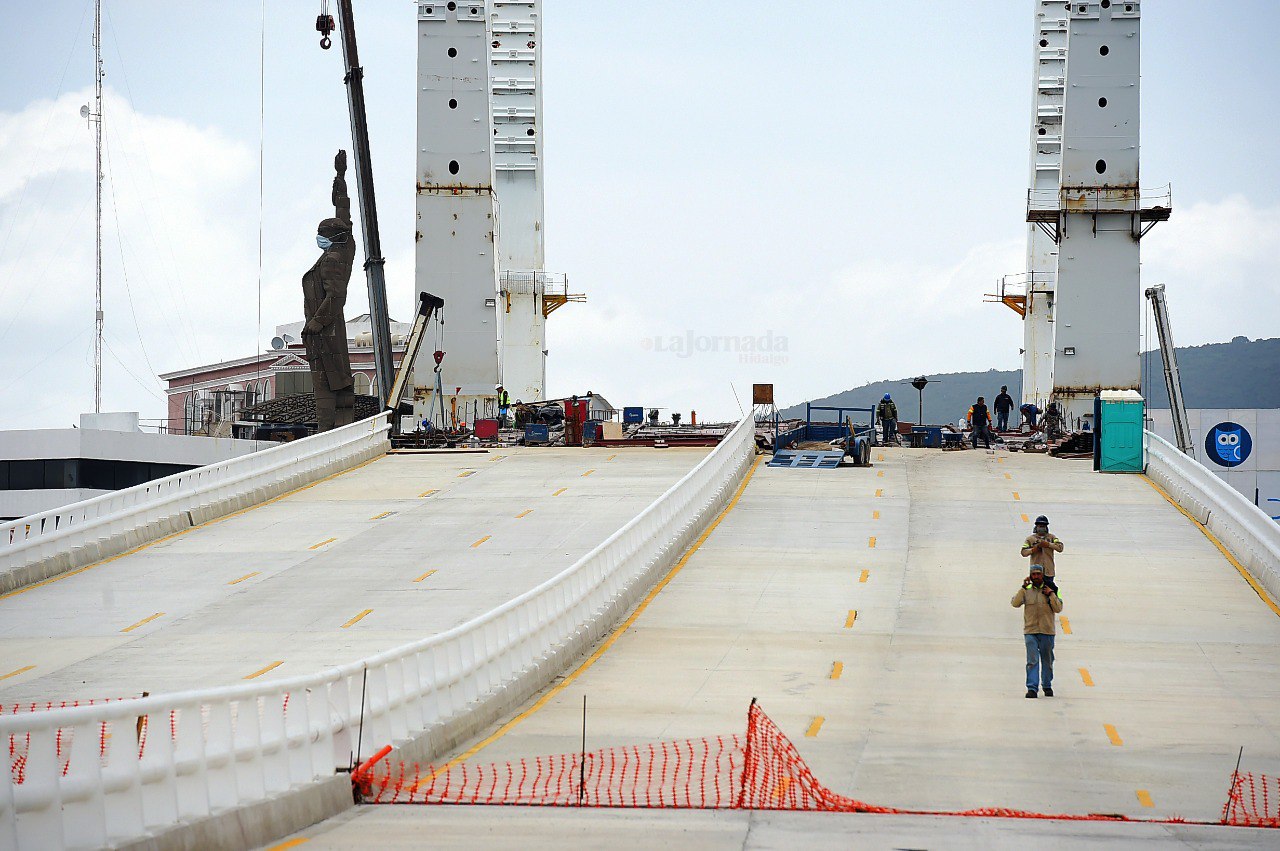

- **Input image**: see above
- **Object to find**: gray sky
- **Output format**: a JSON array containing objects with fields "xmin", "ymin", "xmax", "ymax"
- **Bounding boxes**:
[{"xmin": 1, "ymin": 1, "xmax": 1277, "ymax": 427}]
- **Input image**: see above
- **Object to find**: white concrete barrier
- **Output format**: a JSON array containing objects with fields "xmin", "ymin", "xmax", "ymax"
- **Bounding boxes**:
[
  {"xmin": 1146, "ymin": 430, "xmax": 1280, "ymax": 602},
  {"xmin": 0, "ymin": 415, "xmax": 756, "ymax": 850},
  {"xmin": 0, "ymin": 415, "xmax": 392, "ymax": 596}
]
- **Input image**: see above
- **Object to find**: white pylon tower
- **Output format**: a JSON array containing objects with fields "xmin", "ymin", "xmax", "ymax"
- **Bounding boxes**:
[
  {"xmin": 1021, "ymin": 1, "xmax": 1067, "ymax": 408},
  {"xmin": 411, "ymin": 1, "xmax": 502, "ymax": 419},
  {"xmin": 1028, "ymin": 0, "xmax": 1169, "ymax": 427}
]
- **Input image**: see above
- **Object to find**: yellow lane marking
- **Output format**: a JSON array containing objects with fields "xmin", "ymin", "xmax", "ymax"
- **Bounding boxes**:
[
  {"xmin": 516, "ymin": 509, "xmax": 533, "ymax": 518},
  {"xmin": 582, "ymin": 469, "xmax": 595, "ymax": 477},
  {"xmin": 1060, "ymin": 616, "xmax": 1072, "ymax": 634},
  {"xmin": 1136, "ymin": 790, "xmax": 1154, "ymax": 808},
  {"xmin": 267, "ymin": 838, "xmax": 309, "ymax": 851},
  {"xmin": 0, "ymin": 666, "xmax": 36, "ymax": 681},
  {"xmin": 872, "ymin": 510, "xmax": 880, "ymax": 520},
  {"xmin": 426, "ymin": 455, "xmax": 763, "ymax": 774},
  {"xmin": 868, "ymin": 536, "xmax": 876, "ymax": 548},
  {"xmin": 370, "ymin": 511, "xmax": 392, "ymax": 520},
  {"xmin": 859, "ymin": 569, "xmax": 869, "ymax": 583},
  {"xmin": 341, "ymin": 609, "xmax": 373, "ymax": 629},
  {"xmin": 830, "ymin": 662, "xmax": 843, "ymax": 680},
  {"xmin": 1104, "ymin": 724, "xmax": 1124, "ymax": 746},
  {"xmin": 244, "ymin": 661, "xmax": 285, "ymax": 680},
  {"xmin": 1143, "ymin": 476, "xmax": 1280, "ymax": 618},
  {"xmin": 1079, "ymin": 668, "xmax": 1094, "ymax": 687},
  {"xmin": 458, "ymin": 471, "xmax": 475, "ymax": 478},
  {"xmin": 471, "ymin": 535, "xmax": 491, "ymax": 548},
  {"xmin": 228, "ymin": 572, "xmax": 260, "ymax": 585},
  {"xmin": 607, "ymin": 454, "xmax": 617, "ymax": 461},
  {"xmin": 490, "ymin": 455, "xmax": 505, "ymax": 462},
  {"xmin": 308, "ymin": 537, "xmax": 337, "ymax": 550},
  {"xmin": 998, "ymin": 457, "xmax": 1005, "ymax": 463},
  {"xmin": 0, "ymin": 454, "xmax": 383, "ymax": 603},
  {"xmin": 877, "ymin": 470, "xmax": 884, "ymax": 478},
  {"xmin": 414, "ymin": 570, "xmax": 437, "ymax": 583},
  {"xmin": 553, "ymin": 488, "xmax": 567, "ymax": 496},
  {"xmin": 877, "ymin": 454, "xmax": 884, "ymax": 461},
  {"xmin": 804, "ymin": 716, "xmax": 825, "ymax": 738},
  {"xmin": 1012, "ymin": 492, "xmax": 1021, "ymax": 501},
  {"xmin": 844, "ymin": 610, "xmax": 858, "ymax": 628},
  {"xmin": 875, "ymin": 489, "xmax": 883, "ymax": 497},
  {"xmin": 1020, "ymin": 513, "xmax": 1029, "ymax": 523},
  {"xmin": 418, "ymin": 489, "xmax": 439, "ymax": 498},
  {"xmin": 121, "ymin": 612, "xmax": 164, "ymax": 633},
  {"xmin": 1004, "ymin": 473, "xmax": 1012, "ymax": 480}
]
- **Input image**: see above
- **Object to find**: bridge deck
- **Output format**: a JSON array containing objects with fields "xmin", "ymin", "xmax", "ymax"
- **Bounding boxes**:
[
  {"xmin": 284, "ymin": 447, "xmax": 1280, "ymax": 846},
  {"xmin": 0, "ymin": 447, "xmax": 709, "ymax": 703}
]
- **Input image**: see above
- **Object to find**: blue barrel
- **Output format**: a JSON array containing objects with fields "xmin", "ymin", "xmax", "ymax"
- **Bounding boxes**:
[
  {"xmin": 524, "ymin": 423, "xmax": 549, "ymax": 444},
  {"xmin": 623, "ymin": 406, "xmax": 644, "ymax": 424},
  {"xmin": 583, "ymin": 421, "xmax": 603, "ymax": 444}
]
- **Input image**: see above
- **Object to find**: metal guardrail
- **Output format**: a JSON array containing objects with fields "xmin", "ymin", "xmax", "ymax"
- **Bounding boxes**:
[
  {"xmin": 1145, "ymin": 431, "xmax": 1280, "ymax": 603},
  {"xmin": 0, "ymin": 414, "xmax": 393, "ymax": 595},
  {"xmin": 1, "ymin": 415, "xmax": 755, "ymax": 849}
]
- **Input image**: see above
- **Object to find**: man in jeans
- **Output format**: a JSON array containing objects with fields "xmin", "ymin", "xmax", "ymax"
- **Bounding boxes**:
[
  {"xmin": 876, "ymin": 393, "xmax": 898, "ymax": 446},
  {"xmin": 1012, "ymin": 565, "xmax": 1063, "ymax": 698},
  {"xmin": 994, "ymin": 385, "xmax": 1014, "ymax": 432},
  {"xmin": 967, "ymin": 396, "xmax": 994, "ymax": 449}
]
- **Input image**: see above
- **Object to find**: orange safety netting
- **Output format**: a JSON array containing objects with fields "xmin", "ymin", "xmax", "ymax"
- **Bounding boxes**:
[
  {"xmin": 1223, "ymin": 772, "xmax": 1280, "ymax": 828},
  {"xmin": 357, "ymin": 701, "xmax": 1280, "ymax": 826}
]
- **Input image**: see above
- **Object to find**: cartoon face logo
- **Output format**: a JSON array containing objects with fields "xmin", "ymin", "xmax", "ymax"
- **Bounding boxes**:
[{"xmin": 1204, "ymin": 422, "xmax": 1252, "ymax": 468}]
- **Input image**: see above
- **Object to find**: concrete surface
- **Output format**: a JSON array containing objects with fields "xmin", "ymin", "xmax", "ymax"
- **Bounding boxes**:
[
  {"xmin": 279, "ymin": 447, "xmax": 1280, "ymax": 844},
  {"xmin": 268, "ymin": 805, "xmax": 1276, "ymax": 849},
  {"xmin": 0, "ymin": 446, "xmax": 708, "ymax": 703}
]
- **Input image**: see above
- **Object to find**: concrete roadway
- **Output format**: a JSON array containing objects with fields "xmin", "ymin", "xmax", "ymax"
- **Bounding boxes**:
[
  {"xmin": 0, "ymin": 446, "xmax": 709, "ymax": 704},
  {"xmin": 281, "ymin": 446, "xmax": 1280, "ymax": 847}
]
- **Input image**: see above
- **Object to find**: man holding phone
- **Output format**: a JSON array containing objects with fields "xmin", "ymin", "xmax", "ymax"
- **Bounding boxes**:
[
  {"xmin": 1021, "ymin": 515, "xmax": 1065, "ymax": 591},
  {"xmin": 1012, "ymin": 565, "xmax": 1063, "ymax": 698}
]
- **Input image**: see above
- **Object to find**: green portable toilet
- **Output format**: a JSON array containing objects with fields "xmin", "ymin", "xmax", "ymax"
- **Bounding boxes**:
[{"xmin": 1096, "ymin": 390, "xmax": 1146, "ymax": 473}]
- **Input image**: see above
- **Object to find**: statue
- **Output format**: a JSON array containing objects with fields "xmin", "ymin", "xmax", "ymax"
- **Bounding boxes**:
[{"xmin": 302, "ymin": 150, "xmax": 356, "ymax": 430}]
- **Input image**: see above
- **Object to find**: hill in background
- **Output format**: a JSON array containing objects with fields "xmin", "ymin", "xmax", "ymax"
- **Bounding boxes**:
[{"xmin": 781, "ymin": 336, "xmax": 1280, "ymax": 424}]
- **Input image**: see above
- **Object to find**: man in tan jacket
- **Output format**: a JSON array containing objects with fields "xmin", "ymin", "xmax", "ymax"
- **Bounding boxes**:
[
  {"xmin": 1021, "ymin": 515, "xmax": 1065, "ymax": 591},
  {"xmin": 1012, "ymin": 565, "xmax": 1063, "ymax": 698}
]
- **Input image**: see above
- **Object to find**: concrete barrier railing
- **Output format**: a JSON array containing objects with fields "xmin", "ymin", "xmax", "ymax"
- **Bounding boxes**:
[
  {"xmin": 1146, "ymin": 430, "xmax": 1280, "ymax": 602},
  {"xmin": 0, "ymin": 414, "xmax": 392, "ymax": 596},
  {"xmin": 0, "ymin": 415, "xmax": 756, "ymax": 850}
]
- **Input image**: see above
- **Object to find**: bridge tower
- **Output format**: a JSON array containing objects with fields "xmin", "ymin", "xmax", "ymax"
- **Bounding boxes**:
[
  {"xmin": 491, "ymin": 0, "xmax": 555, "ymax": 405},
  {"xmin": 1020, "ymin": 1, "xmax": 1068, "ymax": 408},
  {"xmin": 1028, "ymin": 0, "xmax": 1169, "ymax": 426},
  {"xmin": 412, "ymin": 1, "xmax": 501, "ymax": 418}
]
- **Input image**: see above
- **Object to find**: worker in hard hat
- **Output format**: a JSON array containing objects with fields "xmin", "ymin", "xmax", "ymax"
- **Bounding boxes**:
[
  {"xmin": 1021, "ymin": 515, "xmax": 1065, "ymax": 592},
  {"xmin": 994, "ymin": 385, "xmax": 1014, "ymax": 432},
  {"xmin": 967, "ymin": 396, "xmax": 994, "ymax": 449},
  {"xmin": 876, "ymin": 393, "xmax": 898, "ymax": 446},
  {"xmin": 496, "ymin": 384, "xmax": 511, "ymax": 428}
]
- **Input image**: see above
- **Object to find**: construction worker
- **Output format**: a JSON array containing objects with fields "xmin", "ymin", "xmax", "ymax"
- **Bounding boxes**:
[
  {"xmin": 1019, "ymin": 402, "xmax": 1040, "ymax": 430},
  {"xmin": 994, "ymin": 385, "xmax": 1014, "ymax": 432},
  {"xmin": 877, "ymin": 393, "xmax": 898, "ymax": 446},
  {"xmin": 1012, "ymin": 565, "xmax": 1063, "ymax": 698},
  {"xmin": 966, "ymin": 396, "xmax": 993, "ymax": 449},
  {"xmin": 1021, "ymin": 515, "xmax": 1065, "ymax": 591},
  {"xmin": 496, "ymin": 384, "xmax": 510, "ymax": 427}
]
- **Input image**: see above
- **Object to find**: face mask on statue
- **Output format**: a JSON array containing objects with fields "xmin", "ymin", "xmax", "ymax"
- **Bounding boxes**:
[{"xmin": 316, "ymin": 235, "xmax": 333, "ymax": 250}]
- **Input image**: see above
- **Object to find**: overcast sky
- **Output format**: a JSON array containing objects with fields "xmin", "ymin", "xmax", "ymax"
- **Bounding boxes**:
[{"xmin": 1, "ymin": 1, "xmax": 1277, "ymax": 428}]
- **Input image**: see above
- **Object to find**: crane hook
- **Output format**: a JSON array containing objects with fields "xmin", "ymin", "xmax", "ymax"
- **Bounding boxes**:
[{"xmin": 316, "ymin": 13, "xmax": 335, "ymax": 50}]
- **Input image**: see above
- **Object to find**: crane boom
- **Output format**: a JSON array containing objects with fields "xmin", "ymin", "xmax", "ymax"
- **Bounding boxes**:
[{"xmin": 1144, "ymin": 284, "xmax": 1194, "ymax": 456}]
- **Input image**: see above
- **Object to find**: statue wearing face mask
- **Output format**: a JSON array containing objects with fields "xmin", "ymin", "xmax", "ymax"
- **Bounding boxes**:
[{"xmin": 302, "ymin": 150, "xmax": 356, "ymax": 431}]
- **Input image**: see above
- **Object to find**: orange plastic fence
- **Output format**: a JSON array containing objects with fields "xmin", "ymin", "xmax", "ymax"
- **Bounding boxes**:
[
  {"xmin": 357, "ymin": 701, "xmax": 1279, "ymax": 826},
  {"xmin": 1223, "ymin": 772, "xmax": 1280, "ymax": 828}
]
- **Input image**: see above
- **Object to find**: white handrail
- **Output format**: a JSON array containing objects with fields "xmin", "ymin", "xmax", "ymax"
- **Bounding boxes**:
[
  {"xmin": 1, "ymin": 414, "xmax": 392, "ymax": 595},
  {"xmin": 1145, "ymin": 430, "xmax": 1280, "ymax": 602},
  {"xmin": 1, "ymin": 415, "xmax": 755, "ymax": 849}
]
